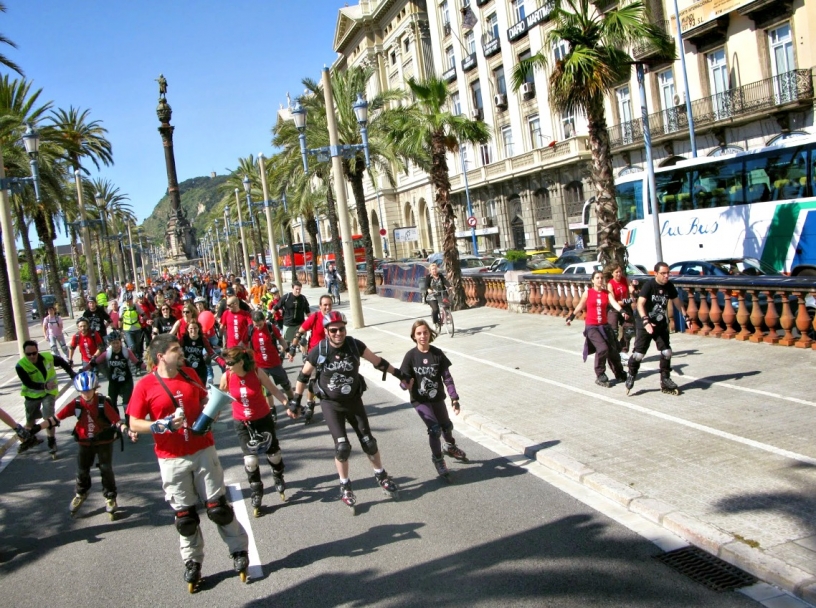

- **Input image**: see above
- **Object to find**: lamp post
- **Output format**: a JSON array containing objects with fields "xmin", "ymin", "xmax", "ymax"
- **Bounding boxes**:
[
  {"xmin": 635, "ymin": 63, "xmax": 664, "ymax": 263},
  {"xmin": 126, "ymin": 221, "xmax": 138, "ymax": 290},
  {"xmin": 291, "ymin": 73, "xmax": 370, "ymax": 328},
  {"xmin": 459, "ymin": 145, "xmax": 479, "ymax": 256},
  {"xmin": 258, "ymin": 153, "xmax": 284, "ymax": 290},
  {"xmin": 213, "ymin": 222, "xmax": 225, "ymax": 275},
  {"xmin": 242, "ymin": 176, "xmax": 265, "ymax": 270},
  {"xmin": 75, "ymin": 171, "xmax": 97, "ymax": 298},
  {"xmin": 0, "ymin": 123, "xmax": 41, "ymax": 355},
  {"xmin": 223, "ymin": 208, "xmax": 235, "ymax": 275},
  {"xmin": 232, "ymin": 188, "xmax": 253, "ymax": 282},
  {"xmin": 137, "ymin": 230, "xmax": 149, "ymax": 286}
]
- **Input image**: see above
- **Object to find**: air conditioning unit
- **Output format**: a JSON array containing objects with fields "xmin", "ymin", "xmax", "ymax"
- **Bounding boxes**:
[
  {"xmin": 443, "ymin": 22, "xmax": 452, "ymax": 36},
  {"xmin": 471, "ymin": 107, "xmax": 483, "ymax": 120},
  {"xmin": 494, "ymin": 93, "xmax": 508, "ymax": 109},
  {"xmin": 481, "ymin": 217, "xmax": 493, "ymax": 226},
  {"xmin": 520, "ymin": 82, "xmax": 535, "ymax": 98}
]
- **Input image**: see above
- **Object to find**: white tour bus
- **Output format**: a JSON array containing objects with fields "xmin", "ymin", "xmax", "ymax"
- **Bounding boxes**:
[{"xmin": 617, "ymin": 132, "xmax": 816, "ymax": 275}]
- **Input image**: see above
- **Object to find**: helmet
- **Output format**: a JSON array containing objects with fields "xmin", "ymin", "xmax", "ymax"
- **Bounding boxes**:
[
  {"xmin": 183, "ymin": 292, "xmax": 194, "ymax": 301},
  {"xmin": 194, "ymin": 296, "xmax": 206, "ymax": 304},
  {"xmin": 73, "ymin": 371, "xmax": 99, "ymax": 392},
  {"xmin": 108, "ymin": 331, "xmax": 122, "ymax": 341},
  {"xmin": 126, "ymin": 283, "xmax": 134, "ymax": 291},
  {"xmin": 322, "ymin": 311, "xmax": 347, "ymax": 328},
  {"xmin": 270, "ymin": 286, "xmax": 279, "ymax": 294},
  {"xmin": 135, "ymin": 291, "xmax": 143, "ymax": 299},
  {"xmin": 124, "ymin": 292, "xmax": 133, "ymax": 300},
  {"xmin": 246, "ymin": 428, "xmax": 273, "ymax": 454}
]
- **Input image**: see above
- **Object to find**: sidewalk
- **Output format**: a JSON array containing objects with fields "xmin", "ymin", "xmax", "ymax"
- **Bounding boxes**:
[{"xmin": 306, "ymin": 285, "xmax": 816, "ymax": 603}]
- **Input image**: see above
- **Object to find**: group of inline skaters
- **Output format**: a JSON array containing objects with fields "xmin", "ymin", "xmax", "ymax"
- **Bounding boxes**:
[{"xmin": 4, "ymin": 259, "xmax": 469, "ymax": 592}]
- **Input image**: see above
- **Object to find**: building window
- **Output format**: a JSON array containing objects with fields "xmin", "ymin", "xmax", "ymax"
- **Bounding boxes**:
[
  {"xmin": 565, "ymin": 181, "xmax": 585, "ymax": 217},
  {"xmin": 518, "ymin": 50, "xmax": 534, "ymax": 83},
  {"xmin": 501, "ymin": 125, "xmax": 515, "ymax": 158},
  {"xmin": 480, "ymin": 143, "xmax": 493, "ymax": 166},
  {"xmin": 404, "ymin": 37, "xmax": 411, "ymax": 53},
  {"xmin": 528, "ymin": 114, "xmax": 543, "ymax": 149},
  {"xmin": 486, "ymin": 199, "xmax": 498, "ymax": 218},
  {"xmin": 461, "ymin": 144, "xmax": 472, "ymax": 171},
  {"xmin": 441, "ymin": 0, "xmax": 450, "ymax": 25},
  {"xmin": 486, "ymin": 13, "xmax": 499, "ymax": 40},
  {"xmin": 390, "ymin": 50, "xmax": 397, "ymax": 65},
  {"xmin": 553, "ymin": 39, "xmax": 569, "ymax": 62},
  {"xmin": 561, "ymin": 110, "xmax": 576, "ymax": 139},
  {"xmin": 445, "ymin": 45, "xmax": 456, "ymax": 70},
  {"xmin": 465, "ymin": 30, "xmax": 476, "ymax": 54},
  {"xmin": 511, "ymin": 0, "xmax": 526, "ymax": 23},
  {"xmin": 450, "ymin": 91, "xmax": 461, "ymax": 115},
  {"xmin": 462, "ymin": 0, "xmax": 470, "ymax": 7},
  {"xmin": 494, "ymin": 66, "xmax": 507, "ymax": 95},
  {"xmin": 471, "ymin": 80, "xmax": 483, "ymax": 110}
]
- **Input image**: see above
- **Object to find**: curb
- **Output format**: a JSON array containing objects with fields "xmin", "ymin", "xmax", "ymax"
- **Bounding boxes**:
[{"xmin": 458, "ymin": 409, "xmax": 816, "ymax": 604}]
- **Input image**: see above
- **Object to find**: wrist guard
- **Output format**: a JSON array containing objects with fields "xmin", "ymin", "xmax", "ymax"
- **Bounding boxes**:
[
  {"xmin": 375, "ymin": 357, "xmax": 391, "ymax": 380},
  {"xmin": 391, "ymin": 367, "xmax": 409, "ymax": 383},
  {"xmin": 566, "ymin": 313, "xmax": 575, "ymax": 323},
  {"xmin": 150, "ymin": 416, "xmax": 174, "ymax": 434},
  {"xmin": 287, "ymin": 393, "xmax": 303, "ymax": 413}
]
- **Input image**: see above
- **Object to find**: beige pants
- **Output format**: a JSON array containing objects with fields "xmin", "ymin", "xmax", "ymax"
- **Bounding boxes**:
[{"xmin": 158, "ymin": 444, "xmax": 248, "ymax": 563}]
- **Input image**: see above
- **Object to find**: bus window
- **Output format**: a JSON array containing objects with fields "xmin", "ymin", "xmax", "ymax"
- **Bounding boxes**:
[
  {"xmin": 744, "ymin": 148, "xmax": 805, "ymax": 203},
  {"xmin": 655, "ymin": 168, "xmax": 691, "ymax": 213},
  {"xmin": 615, "ymin": 180, "xmax": 643, "ymax": 224},
  {"xmin": 771, "ymin": 149, "xmax": 806, "ymax": 201},
  {"xmin": 694, "ymin": 157, "xmax": 742, "ymax": 208}
]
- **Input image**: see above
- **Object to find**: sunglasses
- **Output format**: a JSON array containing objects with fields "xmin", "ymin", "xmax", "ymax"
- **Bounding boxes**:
[
  {"xmin": 183, "ymin": 311, "xmax": 192, "ymax": 315},
  {"xmin": 162, "ymin": 307, "xmax": 170, "ymax": 311},
  {"xmin": 224, "ymin": 360, "xmax": 236, "ymax": 366},
  {"xmin": 327, "ymin": 327, "xmax": 346, "ymax": 334},
  {"xmin": 24, "ymin": 351, "xmax": 38, "ymax": 356}
]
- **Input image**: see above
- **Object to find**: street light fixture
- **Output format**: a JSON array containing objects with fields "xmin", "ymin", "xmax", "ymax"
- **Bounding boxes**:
[
  {"xmin": 0, "ymin": 123, "xmax": 42, "ymax": 355},
  {"xmin": 258, "ymin": 153, "xmax": 284, "ymax": 290},
  {"xmin": 290, "ymin": 71, "xmax": 370, "ymax": 328},
  {"xmin": 232, "ymin": 187, "xmax": 253, "ymax": 283}
]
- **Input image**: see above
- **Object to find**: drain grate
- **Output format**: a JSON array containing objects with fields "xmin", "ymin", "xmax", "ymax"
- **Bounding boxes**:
[{"xmin": 654, "ymin": 546, "xmax": 757, "ymax": 592}]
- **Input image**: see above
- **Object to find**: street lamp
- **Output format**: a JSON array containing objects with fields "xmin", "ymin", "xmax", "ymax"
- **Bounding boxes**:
[
  {"xmin": 212, "ymin": 221, "xmax": 225, "ymax": 275},
  {"xmin": 291, "ymin": 72, "xmax": 370, "ymax": 328},
  {"xmin": 0, "ymin": 123, "xmax": 41, "ymax": 355},
  {"xmin": 234, "ymin": 185, "xmax": 253, "ymax": 282},
  {"xmin": 258, "ymin": 153, "xmax": 284, "ymax": 290},
  {"xmin": 242, "ymin": 175, "xmax": 267, "ymax": 269}
]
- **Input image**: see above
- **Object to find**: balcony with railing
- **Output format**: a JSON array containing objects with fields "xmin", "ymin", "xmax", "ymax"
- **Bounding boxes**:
[
  {"xmin": 608, "ymin": 69, "xmax": 814, "ymax": 150},
  {"xmin": 632, "ymin": 20, "xmax": 671, "ymax": 60}
]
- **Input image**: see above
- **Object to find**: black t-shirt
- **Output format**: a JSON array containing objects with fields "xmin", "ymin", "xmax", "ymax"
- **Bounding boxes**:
[
  {"xmin": 153, "ymin": 315, "xmax": 175, "ymax": 334},
  {"xmin": 276, "ymin": 293, "xmax": 310, "ymax": 326},
  {"xmin": 106, "ymin": 347, "xmax": 133, "ymax": 385},
  {"xmin": 639, "ymin": 278, "xmax": 678, "ymax": 325},
  {"xmin": 400, "ymin": 345, "xmax": 452, "ymax": 403},
  {"xmin": 82, "ymin": 308, "xmax": 111, "ymax": 337},
  {"xmin": 307, "ymin": 337, "xmax": 367, "ymax": 402},
  {"xmin": 182, "ymin": 335, "xmax": 208, "ymax": 373}
]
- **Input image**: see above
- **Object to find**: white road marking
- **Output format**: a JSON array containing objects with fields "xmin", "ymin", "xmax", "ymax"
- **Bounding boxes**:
[
  {"xmin": 227, "ymin": 482, "xmax": 263, "ymax": 580},
  {"xmin": 370, "ymin": 325, "xmax": 816, "ymax": 467}
]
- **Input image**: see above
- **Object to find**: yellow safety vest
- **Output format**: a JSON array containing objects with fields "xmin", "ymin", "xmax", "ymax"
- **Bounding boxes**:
[
  {"xmin": 122, "ymin": 307, "xmax": 141, "ymax": 330},
  {"xmin": 18, "ymin": 351, "xmax": 58, "ymax": 399}
]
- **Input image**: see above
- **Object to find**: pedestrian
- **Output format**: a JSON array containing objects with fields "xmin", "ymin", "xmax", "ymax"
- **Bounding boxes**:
[
  {"xmin": 625, "ymin": 262, "xmax": 690, "ymax": 395},
  {"xmin": 171, "ymin": 305, "xmax": 197, "ymax": 339},
  {"xmin": 121, "ymin": 293, "xmax": 145, "ymax": 376},
  {"xmin": 69, "ymin": 318, "xmax": 104, "ymax": 375},
  {"xmin": 108, "ymin": 299, "xmax": 121, "ymax": 330},
  {"xmin": 287, "ymin": 311, "xmax": 409, "ymax": 513},
  {"xmin": 249, "ymin": 277, "xmax": 265, "ymax": 310},
  {"xmin": 219, "ymin": 346, "xmax": 288, "ymax": 517},
  {"xmin": 273, "ymin": 281, "xmax": 310, "ymax": 345},
  {"xmin": 82, "ymin": 298, "xmax": 111, "ymax": 343},
  {"xmin": 399, "ymin": 320, "xmax": 466, "ymax": 481},
  {"xmin": 35, "ymin": 371, "xmax": 133, "ymax": 519},
  {"xmin": 566, "ymin": 270, "xmax": 628, "ymax": 388},
  {"xmin": 287, "ymin": 294, "xmax": 333, "ymax": 423},
  {"xmin": 266, "ymin": 286, "xmax": 283, "ymax": 331},
  {"xmin": 42, "ymin": 304, "xmax": 69, "ymax": 359},
  {"xmin": 152, "ymin": 302, "xmax": 177, "ymax": 338},
  {"xmin": 220, "ymin": 296, "xmax": 253, "ymax": 348},
  {"xmin": 127, "ymin": 334, "xmax": 250, "ymax": 591},
  {"xmin": 181, "ymin": 319, "xmax": 223, "ymax": 386},
  {"xmin": 247, "ymin": 310, "xmax": 294, "ymax": 418}
]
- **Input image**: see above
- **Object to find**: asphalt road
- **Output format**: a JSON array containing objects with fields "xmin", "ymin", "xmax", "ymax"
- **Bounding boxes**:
[{"xmin": 0, "ymin": 370, "xmax": 760, "ymax": 607}]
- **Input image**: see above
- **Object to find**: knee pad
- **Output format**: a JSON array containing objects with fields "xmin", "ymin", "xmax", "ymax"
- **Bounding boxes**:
[
  {"xmin": 427, "ymin": 424, "xmax": 442, "ymax": 439},
  {"xmin": 174, "ymin": 505, "xmax": 200, "ymax": 537},
  {"xmin": 335, "ymin": 437, "xmax": 352, "ymax": 462},
  {"xmin": 360, "ymin": 434, "xmax": 378, "ymax": 456},
  {"xmin": 243, "ymin": 455, "xmax": 259, "ymax": 472},
  {"xmin": 205, "ymin": 495, "xmax": 235, "ymax": 526},
  {"xmin": 631, "ymin": 352, "xmax": 645, "ymax": 362},
  {"xmin": 660, "ymin": 349, "xmax": 672, "ymax": 359},
  {"xmin": 266, "ymin": 450, "xmax": 282, "ymax": 467},
  {"xmin": 441, "ymin": 420, "xmax": 453, "ymax": 434}
]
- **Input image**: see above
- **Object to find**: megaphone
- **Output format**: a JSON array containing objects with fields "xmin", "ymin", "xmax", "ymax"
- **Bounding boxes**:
[{"xmin": 192, "ymin": 384, "xmax": 234, "ymax": 435}]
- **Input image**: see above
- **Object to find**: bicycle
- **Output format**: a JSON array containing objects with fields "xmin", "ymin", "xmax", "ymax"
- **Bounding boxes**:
[
  {"xmin": 327, "ymin": 280, "xmax": 341, "ymax": 305},
  {"xmin": 432, "ymin": 289, "xmax": 454, "ymax": 337}
]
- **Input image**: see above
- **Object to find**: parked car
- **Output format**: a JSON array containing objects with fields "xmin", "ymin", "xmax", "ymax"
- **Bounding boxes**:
[
  {"xmin": 560, "ymin": 262, "xmax": 644, "ymax": 276},
  {"xmin": 528, "ymin": 259, "xmax": 563, "ymax": 274},
  {"xmin": 527, "ymin": 248, "xmax": 558, "ymax": 263},
  {"xmin": 554, "ymin": 248, "xmax": 598, "ymax": 269}
]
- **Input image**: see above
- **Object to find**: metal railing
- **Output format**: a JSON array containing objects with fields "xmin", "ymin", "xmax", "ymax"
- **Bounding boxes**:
[
  {"xmin": 632, "ymin": 20, "xmax": 671, "ymax": 59},
  {"xmin": 608, "ymin": 69, "xmax": 814, "ymax": 149}
]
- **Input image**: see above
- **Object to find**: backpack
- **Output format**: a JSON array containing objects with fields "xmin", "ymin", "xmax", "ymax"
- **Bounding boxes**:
[
  {"xmin": 72, "ymin": 394, "xmax": 123, "ymax": 450},
  {"xmin": 313, "ymin": 337, "xmax": 366, "ymax": 398},
  {"xmin": 247, "ymin": 321, "xmax": 278, "ymax": 343}
]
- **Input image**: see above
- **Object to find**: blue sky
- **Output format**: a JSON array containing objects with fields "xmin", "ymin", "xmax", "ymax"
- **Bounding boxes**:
[{"xmin": 4, "ymin": 0, "xmax": 344, "ymax": 243}]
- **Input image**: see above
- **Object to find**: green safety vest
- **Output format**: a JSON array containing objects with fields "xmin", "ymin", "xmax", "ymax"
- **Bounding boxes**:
[
  {"xmin": 18, "ymin": 351, "xmax": 58, "ymax": 399},
  {"xmin": 122, "ymin": 307, "xmax": 141, "ymax": 330},
  {"xmin": 96, "ymin": 292, "xmax": 109, "ymax": 307}
]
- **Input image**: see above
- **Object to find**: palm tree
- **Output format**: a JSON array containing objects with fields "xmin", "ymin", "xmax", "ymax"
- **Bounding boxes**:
[
  {"xmin": 511, "ymin": 0, "xmax": 673, "ymax": 268},
  {"xmin": 286, "ymin": 172, "xmax": 325, "ymax": 287},
  {"xmin": 87, "ymin": 178, "xmax": 132, "ymax": 287},
  {"xmin": 0, "ymin": 2, "xmax": 23, "ymax": 76},
  {"xmin": 386, "ymin": 76, "xmax": 491, "ymax": 310}
]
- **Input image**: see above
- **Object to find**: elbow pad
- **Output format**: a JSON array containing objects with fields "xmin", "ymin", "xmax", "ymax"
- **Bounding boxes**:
[{"xmin": 297, "ymin": 371, "xmax": 311, "ymax": 384}]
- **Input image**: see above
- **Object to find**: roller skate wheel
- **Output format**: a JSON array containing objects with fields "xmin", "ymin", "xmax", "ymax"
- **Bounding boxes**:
[
  {"xmin": 188, "ymin": 582, "xmax": 196, "ymax": 594},
  {"xmin": 279, "ymin": 492, "xmax": 287, "ymax": 502},
  {"xmin": 51, "ymin": 453, "xmax": 57, "ymax": 460},
  {"xmin": 239, "ymin": 571, "xmax": 247, "ymax": 583},
  {"xmin": 253, "ymin": 507, "xmax": 262, "ymax": 518},
  {"xmin": 348, "ymin": 504, "xmax": 357, "ymax": 516},
  {"xmin": 108, "ymin": 511, "xmax": 116, "ymax": 521}
]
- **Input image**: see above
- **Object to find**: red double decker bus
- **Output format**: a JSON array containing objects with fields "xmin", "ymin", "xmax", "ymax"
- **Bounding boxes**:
[
  {"xmin": 278, "ymin": 243, "xmax": 313, "ymax": 268},
  {"xmin": 321, "ymin": 234, "xmax": 365, "ymax": 265}
]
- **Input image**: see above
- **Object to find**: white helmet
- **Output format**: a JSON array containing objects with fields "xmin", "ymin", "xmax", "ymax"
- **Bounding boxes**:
[{"xmin": 194, "ymin": 296, "xmax": 206, "ymax": 304}]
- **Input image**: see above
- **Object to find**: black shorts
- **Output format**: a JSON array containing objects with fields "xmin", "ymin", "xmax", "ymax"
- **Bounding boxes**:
[
  {"xmin": 233, "ymin": 414, "xmax": 279, "ymax": 455},
  {"xmin": 261, "ymin": 366, "xmax": 291, "ymax": 391},
  {"xmin": 320, "ymin": 397, "xmax": 373, "ymax": 445}
]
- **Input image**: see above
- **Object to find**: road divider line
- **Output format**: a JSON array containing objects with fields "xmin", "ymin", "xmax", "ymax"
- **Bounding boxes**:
[
  {"xmin": 369, "ymin": 325, "xmax": 816, "ymax": 467},
  {"xmin": 227, "ymin": 482, "xmax": 263, "ymax": 580}
]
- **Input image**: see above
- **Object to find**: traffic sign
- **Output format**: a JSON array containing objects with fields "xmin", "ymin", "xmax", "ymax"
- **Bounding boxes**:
[
  {"xmin": 379, "ymin": 228, "xmax": 387, "ymax": 236},
  {"xmin": 466, "ymin": 216, "xmax": 477, "ymax": 228}
]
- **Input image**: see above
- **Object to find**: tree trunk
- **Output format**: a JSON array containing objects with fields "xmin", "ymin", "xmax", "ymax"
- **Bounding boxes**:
[
  {"xmin": 283, "ymin": 222, "xmax": 294, "ymax": 282},
  {"xmin": 587, "ymin": 96, "xmax": 626, "ymax": 270},
  {"xmin": 323, "ymin": 178, "xmax": 346, "ymax": 292},
  {"xmin": 0, "ymin": 224, "xmax": 16, "ymax": 341},
  {"xmin": 94, "ymin": 230, "xmax": 106, "ymax": 290},
  {"xmin": 305, "ymin": 213, "xmax": 319, "ymax": 287},
  {"xmin": 345, "ymin": 164, "xmax": 376, "ymax": 295},
  {"xmin": 14, "ymin": 201, "xmax": 45, "ymax": 319},
  {"xmin": 253, "ymin": 213, "xmax": 265, "ymax": 268},
  {"xmin": 36, "ymin": 212, "xmax": 68, "ymax": 315},
  {"xmin": 431, "ymin": 133, "xmax": 465, "ymax": 310}
]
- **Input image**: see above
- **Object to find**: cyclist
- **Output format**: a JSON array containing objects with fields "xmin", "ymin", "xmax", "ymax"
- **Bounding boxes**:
[
  {"xmin": 325, "ymin": 262, "xmax": 342, "ymax": 304},
  {"xmin": 423, "ymin": 263, "xmax": 450, "ymax": 333}
]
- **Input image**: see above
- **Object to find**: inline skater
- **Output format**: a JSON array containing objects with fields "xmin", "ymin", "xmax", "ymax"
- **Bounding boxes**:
[
  {"xmin": 566, "ymin": 270, "xmax": 628, "ymax": 387},
  {"xmin": 287, "ymin": 311, "xmax": 409, "ymax": 514},
  {"xmin": 287, "ymin": 294, "xmax": 333, "ymax": 423},
  {"xmin": 0, "ymin": 407, "xmax": 33, "ymax": 445},
  {"xmin": 606, "ymin": 265, "xmax": 633, "ymax": 356},
  {"xmin": 121, "ymin": 293, "xmax": 145, "ymax": 376},
  {"xmin": 34, "ymin": 371, "xmax": 134, "ymax": 519},
  {"xmin": 181, "ymin": 320, "xmax": 224, "ymax": 386},
  {"xmin": 221, "ymin": 296, "xmax": 253, "ymax": 348},
  {"xmin": 247, "ymin": 310, "xmax": 293, "ymax": 419},
  {"xmin": 42, "ymin": 304, "xmax": 69, "ymax": 359},
  {"xmin": 399, "ymin": 320, "xmax": 466, "ymax": 481},
  {"xmin": 625, "ymin": 262, "xmax": 689, "ymax": 396},
  {"xmin": 82, "ymin": 298, "xmax": 111, "ymax": 344},
  {"xmin": 273, "ymin": 281, "xmax": 310, "ymax": 350},
  {"xmin": 219, "ymin": 346, "xmax": 289, "ymax": 517},
  {"xmin": 423, "ymin": 263, "xmax": 450, "ymax": 333},
  {"xmin": 152, "ymin": 302, "xmax": 177, "ymax": 338},
  {"xmin": 127, "ymin": 334, "xmax": 250, "ymax": 591},
  {"xmin": 325, "ymin": 262, "xmax": 342, "ymax": 305}
]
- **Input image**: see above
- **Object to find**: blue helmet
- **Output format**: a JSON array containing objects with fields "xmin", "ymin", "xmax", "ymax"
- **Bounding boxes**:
[{"xmin": 73, "ymin": 371, "xmax": 98, "ymax": 392}]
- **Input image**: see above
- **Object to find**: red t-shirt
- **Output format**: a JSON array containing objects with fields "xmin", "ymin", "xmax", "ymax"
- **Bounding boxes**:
[
  {"xmin": 586, "ymin": 288, "xmax": 609, "ymax": 326},
  {"xmin": 301, "ymin": 311, "xmax": 326, "ymax": 350},
  {"xmin": 221, "ymin": 309, "xmax": 252, "ymax": 347},
  {"xmin": 227, "ymin": 370, "xmax": 270, "ymax": 422},
  {"xmin": 267, "ymin": 297, "xmax": 283, "ymax": 323},
  {"xmin": 608, "ymin": 277, "xmax": 628, "ymax": 303},
  {"xmin": 127, "ymin": 367, "xmax": 214, "ymax": 459},
  {"xmin": 56, "ymin": 393, "xmax": 121, "ymax": 445},
  {"xmin": 170, "ymin": 301, "xmax": 184, "ymax": 320},
  {"xmin": 71, "ymin": 331, "xmax": 104, "ymax": 362},
  {"xmin": 250, "ymin": 322, "xmax": 283, "ymax": 368},
  {"xmin": 235, "ymin": 286, "xmax": 249, "ymax": 302}
]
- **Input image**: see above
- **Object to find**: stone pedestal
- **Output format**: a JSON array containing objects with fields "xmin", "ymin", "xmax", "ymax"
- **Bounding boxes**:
[{"xmin": 505, "ymin": 270, "xmax": 530, "ymax": 314}]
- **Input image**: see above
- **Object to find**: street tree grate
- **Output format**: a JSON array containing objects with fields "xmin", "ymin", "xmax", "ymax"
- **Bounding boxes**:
[{"xmin": 654, "ymin": 546, "xmax": 757, "ymax": 592}]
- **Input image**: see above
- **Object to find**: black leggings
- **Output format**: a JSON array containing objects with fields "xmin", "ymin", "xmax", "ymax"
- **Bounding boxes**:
[
  {"xmin": 108, "ymin": 379, "xmax": 133, "ymax": 425},
  {"xmin": 76, "ymin": 441, "xmax": 117, "ymax": 498},
  {"xmin": 234, "ymin": 414, "xmax": 280, "ymax": 456},
  {"xmin": 321, "ymin": 397, "xmax": 374, "ymax": 448},
  {"xmin": 428, "ymin": 299, "xmax": 440, "ymax": 325}
]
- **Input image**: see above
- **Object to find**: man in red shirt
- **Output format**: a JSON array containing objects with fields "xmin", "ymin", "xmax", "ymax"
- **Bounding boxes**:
[
  {"xmin": 69, "ymin": 319, "xmax": 104, "ymax": 367},
  {"xmin": 127, "ymin": 334, "xmax": 249, "ymax": 589},
  {"xmin": 287, "ymin": 294, "xmax": 333, "ymax": 423},
  {"xmin": 220, "ymin": 296, "xmax": 253, "ymax": 348},
  {"xmin": 248, "ymin": 311, "xmax": 294, "ymax": 415},
  {"xmin": 233, "ymin": 278, "xmax": 249, "ymax": 302}
]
